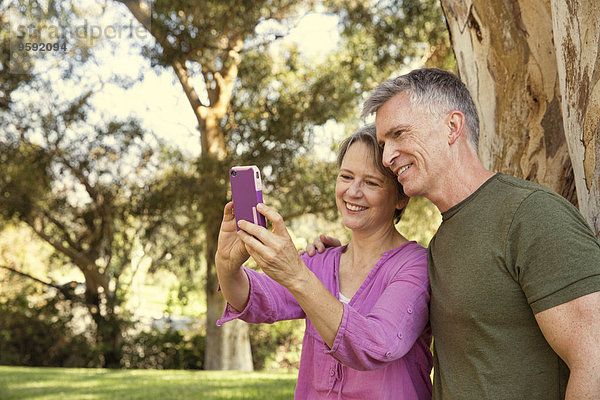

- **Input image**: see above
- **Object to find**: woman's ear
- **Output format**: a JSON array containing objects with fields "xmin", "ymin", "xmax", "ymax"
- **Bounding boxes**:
[{"xmin": 447, "ymin": 110, "xmax": 466, "ymax": 145}]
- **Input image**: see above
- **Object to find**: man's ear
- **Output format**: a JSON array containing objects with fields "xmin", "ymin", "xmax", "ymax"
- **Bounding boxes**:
[{"xmin": 447, "ymin": 110, "xmax": 465, "ymax": 145}]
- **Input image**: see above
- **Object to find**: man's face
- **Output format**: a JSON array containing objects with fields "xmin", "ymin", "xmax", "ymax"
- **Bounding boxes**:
[{"xmin": 375, "ymin": 92, "xmax": 448, "ymax": 199}]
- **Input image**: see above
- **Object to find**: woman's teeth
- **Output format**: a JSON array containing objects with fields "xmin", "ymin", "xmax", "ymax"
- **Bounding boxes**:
[{"xmin": 346, "ymin": 203, "xmax": 367, "ymax": 211}]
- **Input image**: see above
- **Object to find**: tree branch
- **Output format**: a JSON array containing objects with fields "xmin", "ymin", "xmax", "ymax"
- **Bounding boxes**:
[
  {"xmin": 0, "ymin": 264, "xmax": 58, "ymax": 288},
  {"xmin": 0, "ymin": 264, "xmax": 84, "ymax": 303},
  {"xmin": 25, "ymin": 215, "xmax": 91, "ymax": 270},
  {"xmin": 212, "ymin": 44, "xmax": 242, "ymax": 115},
  {"xmin": 172, "ymin": 59, "xmax": 209, "ymax": 121},
  {"xmin": 55, "ymin": 156, "xmax": 108, "ymax": 254},
  {"xmin": 42, "ymin": 209, "xmax": 80, "ymax": 251}
]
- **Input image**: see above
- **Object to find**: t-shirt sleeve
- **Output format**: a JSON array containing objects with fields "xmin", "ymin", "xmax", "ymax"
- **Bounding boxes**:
[{"xmin": 507, "ymin": 190, "xmax": 600, "ymax": 314}]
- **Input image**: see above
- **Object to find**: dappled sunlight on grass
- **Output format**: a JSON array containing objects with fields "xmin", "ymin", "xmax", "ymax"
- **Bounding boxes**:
[{"xmin": 0, "ymin": 366, "xmax": 298, "ymax": 400}]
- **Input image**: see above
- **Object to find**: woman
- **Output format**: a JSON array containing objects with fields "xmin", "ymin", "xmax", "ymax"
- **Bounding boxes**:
[{"xmin": 216, "ymin": 124, "xmax": 432, "ymax": 399}]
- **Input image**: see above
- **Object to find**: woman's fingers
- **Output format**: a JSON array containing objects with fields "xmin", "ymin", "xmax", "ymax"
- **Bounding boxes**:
[
  {"xmin": 256, "ymin": 203, "xmax": 288, "ymax": 235},
  {"xmin": 236, "ymin": 227, "xmax": 270, "ymax": 262},
  {"xmin": 313, "ymin": 236, "xmax": 326, "ymax": 253},
  {"xmin": 237, "ymin": 218, "xmax": 266, "ymax": 240},
  {"xmin": 309, "ymin": 234, "xmax": 342, "ymax": 254},
  {"xmin": 305, "ymin": 243, "xmax": 317, "ymax": 256},
  {"xmin": 237, "ymin": 203, "xmax": 288, "ymax": 242}
]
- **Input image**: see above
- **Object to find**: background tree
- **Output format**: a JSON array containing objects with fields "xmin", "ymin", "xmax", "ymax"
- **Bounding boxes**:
[
  {"xmin": 0, "ymin": 81, "xmax": 201, "ymax": 366},
  {"xmin": 441, "ymin": 0, "xmax": 600, "ymax": 237},
  {"xmin": 116, "ymin": 0, "xmax": 451, "ymax": 370}
]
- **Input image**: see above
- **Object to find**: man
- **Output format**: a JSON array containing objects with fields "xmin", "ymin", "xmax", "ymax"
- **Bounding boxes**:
[{"xmin": 310, "ymin": 68, "xmax": 600, "ymax": 399}]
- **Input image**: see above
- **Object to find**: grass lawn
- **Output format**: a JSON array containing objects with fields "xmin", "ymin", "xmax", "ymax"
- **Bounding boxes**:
[{"xmin": 0, "ymin": 366, "xmax": 298, "ymax": 399}]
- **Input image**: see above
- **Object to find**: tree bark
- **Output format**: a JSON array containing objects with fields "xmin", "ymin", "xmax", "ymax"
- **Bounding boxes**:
[
  {"xmin": 550, "ymin": 0, "xmax": 600, "ymax": 237},
  {"xmin": 441, "ymin": 0, "xmax": 599, "ymax": 237}
]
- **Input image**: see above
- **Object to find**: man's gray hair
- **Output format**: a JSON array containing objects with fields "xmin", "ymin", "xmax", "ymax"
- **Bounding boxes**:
[{"xmin": 361, "ymin": 68, "xmax": 480, "ymax": 151}]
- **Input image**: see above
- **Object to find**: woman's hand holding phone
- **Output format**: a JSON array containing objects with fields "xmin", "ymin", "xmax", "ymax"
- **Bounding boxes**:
[
  {"xmin": 215, "ymin": 201, "xmax": 252, "ymax": 312},
  {"xmin": 216, "ymin": 202, "xmax": 250, "ymax": 274},
  {"xmin": 218, "ymin": 165, "xmax": 266, "ymax": 274},
  {"xmin": 236, "ymin": 203, "xmax": 308, "ymax": 291}
]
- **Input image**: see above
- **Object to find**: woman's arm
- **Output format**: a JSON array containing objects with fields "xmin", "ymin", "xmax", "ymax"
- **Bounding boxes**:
[
  {"xmin": 237, "ymin": 203, "xmax": 344, "ymax": 347},
  {"xmin": 216, "ymin": 202, "xmax": 306, "ymax": 325}
]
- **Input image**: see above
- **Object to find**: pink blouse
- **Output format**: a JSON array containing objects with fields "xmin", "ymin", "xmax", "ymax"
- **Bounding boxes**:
[{"xmin": 217, "ymin": 241, "xmax": 432, "ymax": 399}]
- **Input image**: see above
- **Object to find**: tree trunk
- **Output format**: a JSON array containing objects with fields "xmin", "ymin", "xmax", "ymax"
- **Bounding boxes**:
[
  {"xmin": 550, "ymin": 0, "xmax": 600, "ymax": 237},
  {"xmin": 118, "ymin": 0, "xmax": 254, "ymax": 369},
  {"xmin": 204, "ymin": 207, "xmax": 253, "ymax": 371},
  {"xmin": 85, "ymin": 280, "xmax": 123, "ymax": 368},
  {"xmin": 200, "ymin": 113, "xmax": 253, "ymax": 371},
  {"xmin": 441, "ymin": 0, "xmax": 600, "ymax": 237}
]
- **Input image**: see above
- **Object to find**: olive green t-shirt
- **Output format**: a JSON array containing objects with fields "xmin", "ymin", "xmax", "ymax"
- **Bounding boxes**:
[{"xmin": 428, "ymin": 173, "xmax": 600, "ymax": 399}]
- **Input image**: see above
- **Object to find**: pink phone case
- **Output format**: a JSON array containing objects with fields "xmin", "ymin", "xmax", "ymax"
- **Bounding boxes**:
[{"xmin": 229, "ymin": 166, "xmax": 267, "ymax": 230}]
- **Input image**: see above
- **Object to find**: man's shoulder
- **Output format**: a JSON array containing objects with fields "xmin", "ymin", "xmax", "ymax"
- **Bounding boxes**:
[
  {"xmin": 494, "ymin": 173, "xmax": 555, "ymax": 196},
  {"xmin": 484, "ymin": 173, "xmax": 571, "ymax": 213},
  {"xmin": 493, "ymin": 174, "xmax": 578, "ymax": 215},
  {"xmin": 492, "ymin": 175, "xmax": 596, "ymax": 248}
]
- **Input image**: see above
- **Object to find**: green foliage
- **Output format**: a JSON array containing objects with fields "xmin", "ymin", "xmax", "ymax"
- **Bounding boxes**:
[
  {"xmin": 0, "ymin": 269, "xmax": 204, "ymax": 370},
  {"xmin": 144, "ymin": 0, "xmax": 306, "ymax": 67},
  {"xmin": 397, "ymin": 196, "xmax": 442, "ymax": 247},
  {"xmin": 122, "ymin": 328, "xmax": 205, "ymax": 370},
  {"xmin": 0, "ymin": 281, "xmax": 100, "ymax": 368},
  {"xmin": 0, "ymin": 79, "xmax": 206, "ymax": 366},
  {"xmin": 328, "ymin": 0, "xmax": 455, "ymax": 78},
  {"xmin": 0, "ymin": 0, "xmax": 34, "ymax": 107},
  {"xmin": 1, "ymin": 0, "xmax": 98, "ymax": 76},
  {"xmin": 0, "ymin": 142, "xmax": 52, "ymax": 219},
  {"xmin": 224, "ymin": 48, "xmax": 342, "ymax": 219},
  {"xmin": 249, "ymin": 320, "xmax": 304, "ymax": 371},
  {"xmin": 0, "ymin": 366, "xmax": 297, "ymax": 400}
]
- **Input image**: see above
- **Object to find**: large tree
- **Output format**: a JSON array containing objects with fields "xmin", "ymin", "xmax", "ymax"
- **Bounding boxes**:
[
  {"xmin": 0, "ymin": 0, "xmax": 214, "ymax": 368},
  {"xmin": 116, "ymin": 0, "xmax": 451, "ymax": 370},
  {"xmin": 441, "ymin": 0, "xmax": 600, "ymax": 237},
  {"xmin": 0, "ymin": 82, "xmax": 204, "ymax": 366}
]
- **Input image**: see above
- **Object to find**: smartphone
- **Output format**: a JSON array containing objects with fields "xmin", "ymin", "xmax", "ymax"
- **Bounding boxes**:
[{"xmin": 229, "ymin": 165, "xmax": 267, "ymax": 230}]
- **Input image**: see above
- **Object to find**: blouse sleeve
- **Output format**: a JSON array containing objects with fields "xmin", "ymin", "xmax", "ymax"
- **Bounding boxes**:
[
  {"xmin": 217, "ymin": 267, "xmax": 305, "ymax": 326},
  {"xmin": 326, "ymin": 248, "xmax": 430, "ymax": 371}
]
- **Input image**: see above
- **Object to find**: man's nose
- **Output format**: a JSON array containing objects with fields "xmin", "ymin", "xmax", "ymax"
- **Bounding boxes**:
[{"xmin": 382, "ymin": 146, "xmax": 393, "ymax": 168}]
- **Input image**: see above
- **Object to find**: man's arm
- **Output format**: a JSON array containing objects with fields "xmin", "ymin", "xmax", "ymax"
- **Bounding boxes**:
[{"xmin": 535, "ymin": 291, "xmax": 600, "ymax": 399}]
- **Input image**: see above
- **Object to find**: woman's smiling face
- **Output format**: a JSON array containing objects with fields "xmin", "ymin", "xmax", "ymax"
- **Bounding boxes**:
[{"xmin": 335, "ymin": 141, "xmax": 403, "ymax": 233}]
